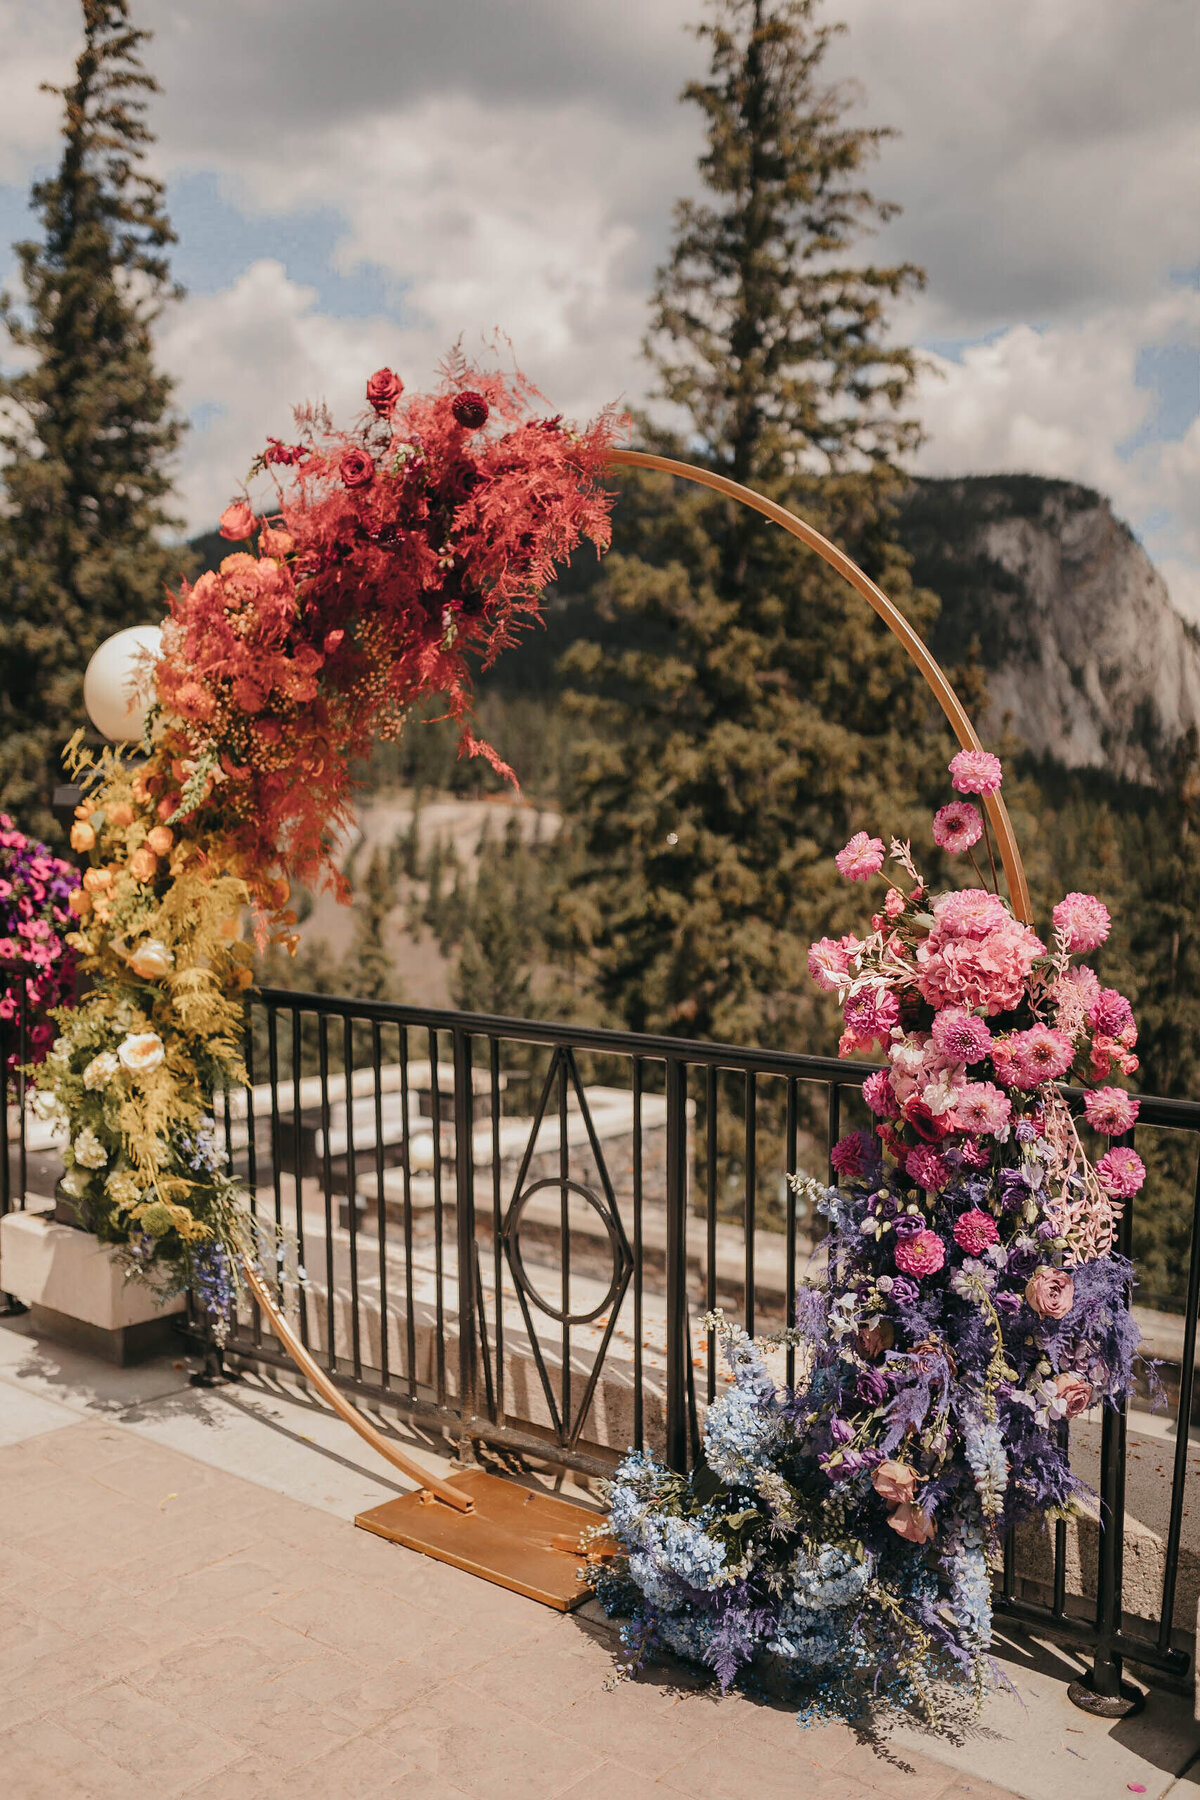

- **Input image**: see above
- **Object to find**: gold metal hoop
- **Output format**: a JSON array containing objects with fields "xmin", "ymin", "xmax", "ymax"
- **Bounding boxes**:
[{"xmin": 607, "ymin": 449, "xmax": 1033, "ymax": 924}]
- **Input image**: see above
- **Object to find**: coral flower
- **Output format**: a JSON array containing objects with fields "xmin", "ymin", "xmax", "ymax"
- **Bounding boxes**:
[
  {"xmin": 835, "ymin": 832, "xmax": 885, "ymax": 881},
  {"xmin": 1089, "ymin": 989, "xmax": 1135, "ymax": 1038},
  {"xmin": 888, "ymin": 1503, "xmax": 936, "ymax": 1544},
  {"xmin": 808, "ymin": 934, "xmax": 853, "ymax": 992},
  {"xmin": 948, "ymin": 748, "xmax": 1004, "ymax": 796},
  {"xmin": 69, "ymin": 821, "xmax": 96, "ymax": 853},
  {"xmin": 219, "ymin": 501, "xmax": 255, "ymax": 540},
  {"xmin": 366, "ymin": 367, "xmax": 404, "ymax": 413},
  {"xmin": 1052, "ymin": 891, "xmax": 1111, "ymax": 954},
  {"xmin": 1054, "ymin": 1372, "xmax": 1093, "ymax": 1419},
  {"xmin": 894, "ymin": 1230, "xmax": 946, "ymax": 1277},
  {"xmin": 1083, "ymin": 1087, "xmax": 1140, "ymax": 1136},
  {"xmin": 1005, "ymin": 1025, "xmax": 1075, "ymax": 1090},
  {"xmin": 931, "ymin": 801, "xmax": 982, "ymax": 855},
  {"xmin": 872, "ymin": 1460, "xmax": 917, "ymax": 1505},
  {"xmin": 1096, "ymin": 1146, "xmax": 1146, "ymax": 1198}
]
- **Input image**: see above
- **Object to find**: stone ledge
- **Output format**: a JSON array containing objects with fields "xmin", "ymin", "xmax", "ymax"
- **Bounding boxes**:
[{"xmin": 0, "ymin": 1210, "xmax": 185, "ymax": 1365}]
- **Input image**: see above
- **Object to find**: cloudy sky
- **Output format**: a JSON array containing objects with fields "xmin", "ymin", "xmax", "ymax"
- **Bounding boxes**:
[{"xmin": 2, "ymin": 0, "xmax": 1198, "ymax": 613}]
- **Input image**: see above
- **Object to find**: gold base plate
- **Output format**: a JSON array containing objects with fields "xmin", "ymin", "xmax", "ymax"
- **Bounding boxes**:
[{"xmin": 355, "ymin": 1467, "xmax": 603, "ymax": 1611}]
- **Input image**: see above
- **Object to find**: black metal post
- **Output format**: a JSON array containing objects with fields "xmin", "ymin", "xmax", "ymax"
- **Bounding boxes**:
[
  {"xmin": 664, "ymin": 1055, "xmax": 689, "ymax": 1473},
  {"xmin": 453, "ymin": 1028, "xmax": 478, "ymax": 1443}
]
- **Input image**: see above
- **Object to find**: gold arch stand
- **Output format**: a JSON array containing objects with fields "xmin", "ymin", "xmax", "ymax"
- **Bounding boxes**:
[{"xmin": 249, "ymin": 447, "xmax": 1031, "ymax": 1606}]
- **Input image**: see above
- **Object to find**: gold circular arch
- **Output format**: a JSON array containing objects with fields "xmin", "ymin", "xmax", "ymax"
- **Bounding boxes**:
[{"xmin": 607, "ymin": 448, "xmax": 1033, "ymax": 924}]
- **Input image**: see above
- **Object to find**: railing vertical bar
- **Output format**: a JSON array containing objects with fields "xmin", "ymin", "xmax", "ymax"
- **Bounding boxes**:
[
  {"xmin": 744, "ymin": 1070, "xmax": 757, "ymax": 1337},
  {"xmin": 16, "ymin": 980, "xmax": 27, "ymax": 1207},
  {"xmin": 632, "ymin": 1056, "xmax": 644, "ymax": 1451},
  {"xmin": 490, "ymin": 1036, "xmax": 504, "ymax": 1423},
  {"xmin": 1088, "ymin": 1142, "xmax": 1135, "ymax": 1699},
  {"xmin": 267, "ymin": 1007, "xmax": 283, "ymax": 1237},
  {"xmin": 454, "ymin": 1029, "xmax": 477, "ymax": 1429},
  {"xmin": 291, "ymin": 1009, "xmax": 308, "ymax": 1347},
  {"xmin": 318, "ymin": 1011, "xmax": 336, "ymax": 1374},
  {"xmin": 665, "ymin": 1056, "xmax": 689, "ymax": 1472},
  {"xmin": 826, "ymin": 1083, "xmax": 841, "ymax": 1288},
  {"xmin": 342, "ymin": 1016, "xmax": 361, "ymax": 1382},
  {"xmin": 785, "ymin": 1076, "xmax": 798, "ymax": 1388},
  {"xmin": 0, "ymin": 996, "xmax": 11, "ymax": 1217},
  {"xmin": 558, "ymin": 1049, "xmax": 571, "ymax": 1445},
  {"xmin": 1002, "ymin": 1526, "xmax": 1017, "ymax": 1603},
  {"xmin": 429, "ymin": 1028, "xmax": 447, "ymax": 1407},
  {"xmin": 1156, "ymin": 1134, "xmax": 1200, "ymax": 1650},
  {"xmin": 399, "ymin": 1026, "xmax": 417, "ymax": 1400},
  {"xmin": 244, "ymin": 1010, "xmax": 261, "ymax": 1346},
  {"xmin": 706, "ymin": 1065, "xmax": 718, "ymax": 1404},
  {"xmin": 372, "ymin": 1021, "xmax": 390, "ymax": 1393},
  {"xmin": 1053, "ymin": 1420, "xmax": 1069, "ymax": 1616}
]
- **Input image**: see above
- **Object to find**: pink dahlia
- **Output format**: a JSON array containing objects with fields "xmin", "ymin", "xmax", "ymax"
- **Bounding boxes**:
[
  {"xmin": 952, "ymin": 1208, "xmax": 999, "ymax": 1255},
  {"xmin": 1089, "ymin": 989, "xmax": 1135, "ymax": 1038},
  {"xmin": 894, "ymin": 1230, "xmax": 946, "ymax": 1278},
  {"xmin": 1052, "ymin": 891, "xmax": 1111, "ymax": 954},
  {"xmin": 932, "ymin": 801, "xmax": 983, "ymax": 855},
  {"xmin": 862, "ymin": 1069, "xmax": 898, "ymax": 1117},
  {"xmin": 842, "ymin": 989, "xmax": 900, "ymax": 1050},
  {"xmin": 1005, "ymin": 1025, "xmax": 1075, "ymax": 1090},
  {"xmin": 949, "ymin": 748, "xmax": 1004, "ymax": 796},
  {"xmin": 953, "ymin": 1081, "xmax": 1012, "ymax": 1136},
  {"xmin": 831, "ymin": 1131, "xmax": 873, "ymax": 1179},
  {"xmin": 1096, "ymin": 1145, "xmax": 1146, "ymax": 1198},
  {"xmin": 1083, "ymin": 1086, "xmax": 1140, "ymax": 1136},
  {"xmin": 808, "ymin": 935, "xmax": 853, "ymax": 992},
  {"xmin": 835, "ymin": 832, "xmax": 886, "ymax": 882},
  {"xmin": 957, "ymin": 1137, "xmax": 992, "ymax": 1171},
  {"xmin": 931, "ymin": 1008, "xmax": 993, "ymax": 1065},
  {"xmin": 906, "ymin": 1146, "xmax": 949, "ymax": 1191}
]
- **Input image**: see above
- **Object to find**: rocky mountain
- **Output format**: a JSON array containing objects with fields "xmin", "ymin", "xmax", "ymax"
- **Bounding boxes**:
[{"xmin": 898, "ymin": 475, "xmax": 1200, "ymax": 784}]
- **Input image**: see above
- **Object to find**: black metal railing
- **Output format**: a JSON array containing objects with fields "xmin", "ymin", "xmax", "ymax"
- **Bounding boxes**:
[{"xmin": 4, "ymin": 976, "xmax": 1200, "ymax": 1702}]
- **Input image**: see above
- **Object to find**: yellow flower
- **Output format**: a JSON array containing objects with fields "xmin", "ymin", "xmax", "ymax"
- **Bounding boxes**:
[
  {"xmin": 70, "ymin": 820, "xmax": 96, "ymax": 853},
  {"xmin": 129, "ymin": 847, "xmax": 158, "ymax": 883}
]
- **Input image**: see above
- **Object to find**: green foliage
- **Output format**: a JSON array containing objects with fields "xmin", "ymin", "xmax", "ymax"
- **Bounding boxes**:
[
  {"xmin": 553, "ymin": 0, "xmax": 941, "ymax": 1044},
  {"xmin": 451, "ymin": 816, "xmax": 546, "ymax": 1018},
  {"xmin": 0, "ymin": 0, "xmax": 185, "ymax": 841}
]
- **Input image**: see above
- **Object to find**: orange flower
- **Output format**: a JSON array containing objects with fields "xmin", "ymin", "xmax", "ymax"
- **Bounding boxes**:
[
  {"xmin": 70, "ymin": 821, "xmax": 96, "ymax": 853},
  {"xmin": 68, "ymin": 888, "xmax": 92, "ymax": 917},
  {"xmin": 128, "ymin": 847, "xmax": 158, "ymax": 883},
  {"xmin": 157, "ymin": 795, "xmax": 179, "ymax": 821},
  {"xmin": 108, "ymin": 802, "xmax": 135, "ymax": 829},
  {"xmin": 146, "ymin": 825, "xmax": 173, "ymax": 856},
  {"xmin": 82, "ymin": 867, "xmax": 112, "ymax": 893}
]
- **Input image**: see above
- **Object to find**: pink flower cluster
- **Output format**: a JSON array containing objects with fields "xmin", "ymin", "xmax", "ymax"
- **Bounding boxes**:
[{"xmin": 915, "ymin": 889, "xmax": 1044, "ymax": 1017}]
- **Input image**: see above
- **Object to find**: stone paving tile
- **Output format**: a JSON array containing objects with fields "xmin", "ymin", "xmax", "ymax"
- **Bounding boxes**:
[
  {"xmin": 549, "ymin": 1680, "xmax": 727, "ymax": 1780},
  {"xmin": 55, "ymin": 1677, "xmax": 245, "ymax": 1796},
  {"xmin": 0, "ymin": 1713, "xmax": 160, "ymax": 1800},
  {"xmin": 377, "ymin": 1678, "xmax": 606, "ymax": 1800}
]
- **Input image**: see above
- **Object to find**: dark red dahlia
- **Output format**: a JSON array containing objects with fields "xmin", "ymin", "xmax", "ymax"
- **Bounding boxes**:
[
  {"xmin": 451, "ymin": 391, "xmax": 489, "ymax": 430},
  {"xmin": 264, "ymin": 438, "xmax": 309, "ymax": 467}
]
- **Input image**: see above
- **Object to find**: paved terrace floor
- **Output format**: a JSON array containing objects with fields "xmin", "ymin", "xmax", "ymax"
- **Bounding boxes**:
[{"xmin": 1, "ymin": 1315, "xmax": 1199, "ymax": 1800}]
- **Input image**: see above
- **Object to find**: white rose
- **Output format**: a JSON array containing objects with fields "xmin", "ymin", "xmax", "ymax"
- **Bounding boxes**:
[
  {"xmin": 73, "ymin": 1127, "xmax": 108, "ymax": 1170},
  {"xmin": 31, "ymin": 1088, "xmax": 64, "ymax": 1122},
  {"xmin": 128, "ymin": 939, "xmax": 174, "ymax": 980},
  {"xmin": 118, "ymin": 1031, "xmax": 165, "ymax": 1075},
  {"xmin": 60, "ymin": 1165, "xmax": 91, "ymax": 1198},
  {"xmin": 83, "ymin": 1051, "xmax": 120, "ymax": 1090}
]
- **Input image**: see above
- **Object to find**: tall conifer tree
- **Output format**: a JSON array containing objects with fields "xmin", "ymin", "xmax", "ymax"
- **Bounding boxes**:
[
  {"xmin": 0, "ymin": 0, "xmax": 184, "ymax": 839},
  {"xmin": 556, "ymin": 0, "xmax": 940, "ymax": 1045}
]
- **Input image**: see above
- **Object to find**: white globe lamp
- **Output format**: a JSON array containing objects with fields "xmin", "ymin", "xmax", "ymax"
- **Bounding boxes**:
[{"xmin": 83, "ymin": 625, "xmax": 163, "ymax": 744}]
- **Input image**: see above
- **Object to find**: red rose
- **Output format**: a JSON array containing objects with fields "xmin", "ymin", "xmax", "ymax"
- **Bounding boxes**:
[
  {"xmin": 339, "ymin": 448, "xmax": 375, "ymax": 489},
  {"xmin": 219, "ymin": 501, "xmax": 256, "ymax": 540},
  {"xmin": 366, "ymin": 368, "xmax": 404, "ymax": 414}
]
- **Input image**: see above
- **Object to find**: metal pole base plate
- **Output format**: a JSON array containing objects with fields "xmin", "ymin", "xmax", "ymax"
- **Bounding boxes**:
[
  {"xmin": 1067, "ymin": 1674, "xmax": 1147, "ymax": 1718},
  {"xmin": 355, "ymin": 1467, "xmax": 609, "ymax": 1611}
]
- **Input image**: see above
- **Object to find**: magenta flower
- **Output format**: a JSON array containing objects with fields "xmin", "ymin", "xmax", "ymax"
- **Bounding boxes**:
[
  {"xmin": 894, "ymin": 1229, "xmax": 946, "ymax": 1278},
  {"xmin": 861, "ymin": 1069, "xmax": 897, "ymax": 1117},
  {"xmin": 948, "ymin": 748, "xmax": 1004, "ymax": 796},
  {"xmin": 931, "ymin": 1008, "xmax": 993, "ymax": 1065},
  {"xmin": 835, "ymin": 831, "xmax": 885, "ymax": 882},
  {"xmin": 831, "ymin": 1131, "xmax": 873, "ymax": 1179},
  {"xmin": 1005, "ymin": 1025, "xmax": 1075, "ymax": 1090},
  {"xmin": 1089, "ymin": 989, "xmax": 1135, "ymax": 1038},
  {"xmin": 1052, "ymin": 891, "xmax": 1111, "ymax": 954},
  {"xmin": 952, "ymin": 1208, "xmax": 999, "ymax": 1256},
  {"xmin": 1083, "ymin": 1087, "xmax": 1140, "ymax": 1136},
  {"xmin": 906, "ymin": 1146, "xmax": 949, "ymax": 1192},
  {"xmin": 932, "ymin": 801, "xmax": 983, "ymax": 855},
  {"xmin": 1096, "ymin": 1145, "xmax": 1146, "ymax": 1198}
]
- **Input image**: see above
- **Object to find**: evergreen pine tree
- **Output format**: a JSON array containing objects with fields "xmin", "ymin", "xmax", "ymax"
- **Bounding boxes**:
[
  {"xmin": 342, "ymin": 848, "xmax": 401, "ymax": 1002},
  {"xmin": 0, "ymin": 0, "xmax": 184, "ymax": 840},
  {"xmin": 1129, "ymin": 729, "xmax": 1200, "ymax": 1101},
  {"xmin": 556, "ymin": 0, "xmax": 939, "ymax": 1045}
]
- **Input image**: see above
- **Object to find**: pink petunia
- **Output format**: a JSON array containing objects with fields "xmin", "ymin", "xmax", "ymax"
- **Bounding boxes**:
[
  {"xmin": 1096, "ymin": 1146, "xmax": 1146, "ymax": 1198},
  {"xmin": 948, "ymin": 749, "xmax": 1004, "ymax": 796},
  {"xmin": 931, "ymin": 1008, "xmax": 993, "ymax": 1065},
  {"xmin": 1083, "ymin": 1087, "xmax": 1140, "ymax": 1136},
  {"xmin": 1052, "ymin": 891, "xmax": 1111, "ymax": 954},
  {"xmin": 932, "ymin": 801, "xmax": 983, "ymax": 855},
  {"xmin": 953, "ymin": 1208, "xmax": 999, "ymax": 1255},
  {"xmin": 953, "ymin": 1081, "xmax": 1012, "ymax": 1136},
  {"xmin": 894, "ymin": 1230, "xmax": 946, "ymax": 1277},
  {"xmin": 835, "ymin": 832, "xmax": 886, "ymax": 882}
]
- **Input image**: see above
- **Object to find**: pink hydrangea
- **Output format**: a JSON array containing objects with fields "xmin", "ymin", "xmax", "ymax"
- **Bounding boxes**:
[
  {"xmin": 906, "ymin": 1146, "xmax": 949, "ymax": 1191},
  {"xmin": 835, "ymin": 832, "xmax": 886, "ymax": 882},
  {"xmin": 862, "ymin": 1069, "xmax": 898, "ymax": 1117},
  {"xmin": 1096, "ymin": 1146, "xmax": 1146, "ymax": 1198},
  {"xmin": 831, "ymin": 1131, "xmax": 873, "ymax": 1179},
  {"xmin": 932, "ymin": 801, "xmax": 983, "ymax": 855},
  {"xmin": 952, "ymin": 1208, "xmax": 999, "ymax": 1255},
  {"xmin": 1004, "ymin": 1025, "xmax": 1076, "ymax": 1090},
  {"xmin": 930, "ymin": 1008, "xmax": 993, "ymax": 1065},
  {"xmin": 1052, "ymin": 891, "xmax": 1111, "ymax": 954},
  {"xmin": 931, "ymin": 889, "xmax": 1010, "ymax": 938},
  {"xmin": 808, "ymin": 935, "xmax": 855, "ymax": 992},
  {"xmin": 894, "ymin": 1230, "xmax": 946, "ymax": 1278},
  {"xmin": 953, "ymin": 1081, "xmax": 1012, "ymax": 1136},
  {"xmin": 1089, "ymin": 989, "xmax": 1134, "ymax": 1038},
  {"xmin": 915, "ymin": 894, "xmax": 1045, "ymax": 1016},
  {"xmin": 949, "ymin": 749, "xmax": 1004, "ymax": 796},
  {"xmin": 1083, "ymin": 1087, "xmax": 1140, "ymax": 1136}
]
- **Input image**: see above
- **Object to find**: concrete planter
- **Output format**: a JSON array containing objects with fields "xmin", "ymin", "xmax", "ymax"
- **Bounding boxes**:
[{"xmin": 0, "ymin": 1210, "xmax": 185, "ymax": 1365}]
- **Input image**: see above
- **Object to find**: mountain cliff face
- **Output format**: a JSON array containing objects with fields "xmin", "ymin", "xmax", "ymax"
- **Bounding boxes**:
[{"xmin": 898, "ymin": 475, "xmax": 1200, "ymax": 783}]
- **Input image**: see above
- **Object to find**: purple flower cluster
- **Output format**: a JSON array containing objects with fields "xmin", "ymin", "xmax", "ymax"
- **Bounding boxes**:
[{"xmin": 0, "ymin": 816, "xmax": 80, "ymax": 1080}]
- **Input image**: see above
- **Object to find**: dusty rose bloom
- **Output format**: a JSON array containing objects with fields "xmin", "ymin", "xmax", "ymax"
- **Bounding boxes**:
[
  {"xmin": 856, "ymin": 1321, "xmax": 894, "ymax": 1360},
  {"xmin": 1025, "ymin": 1267, "xmax": 1075, "ymax": 1319},
  {"xmin": 872, "ymin": 1460, "xmax": 917, "ymax": 1505},
  {"xmin": 1054, "ymin": 1372, "xmax": 1092, "ymax": 1419},
  {"xmin": 887, "ymin": 1503, "xmax": 936, "ymax": 1544}
]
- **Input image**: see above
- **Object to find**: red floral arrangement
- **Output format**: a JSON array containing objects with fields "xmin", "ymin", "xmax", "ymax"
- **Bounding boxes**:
[{"xmin": 151, "ymin": 357, "xmax": 622, "ymax": 931}]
